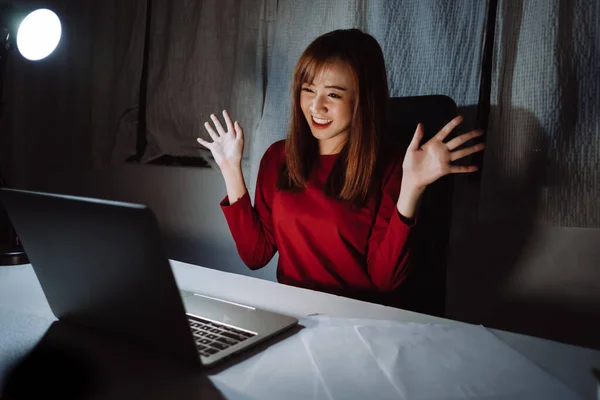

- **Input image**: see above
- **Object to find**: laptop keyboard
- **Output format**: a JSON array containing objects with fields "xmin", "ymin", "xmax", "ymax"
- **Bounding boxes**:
[{"xmin": 187, "ymin": 314, "xmax": 256, "ymax": 358}]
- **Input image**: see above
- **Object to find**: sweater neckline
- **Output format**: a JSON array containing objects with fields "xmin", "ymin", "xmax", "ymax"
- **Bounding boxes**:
[{"xmin": 318, "ymin": 152, "xmax": 340, "ymax": 158}]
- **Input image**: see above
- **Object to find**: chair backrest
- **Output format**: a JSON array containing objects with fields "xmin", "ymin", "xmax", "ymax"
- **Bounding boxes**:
[{"xmin": 384, "ymin": 95, "xmax": 458, "ymax": 317}]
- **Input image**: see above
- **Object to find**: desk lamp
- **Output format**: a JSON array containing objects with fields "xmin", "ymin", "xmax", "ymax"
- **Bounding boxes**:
[{"xmin": 0, "ymin": 4, "xmax": 61, "ymax": 265}]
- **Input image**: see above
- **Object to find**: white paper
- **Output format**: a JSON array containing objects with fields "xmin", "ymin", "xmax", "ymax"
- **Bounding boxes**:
[
  {"xmin": 210, "ymin": 316, "xmax": 581, "ymax": 400},
  {"xmin": 355, "ymin": 322, "xmax": 579, "ymax": 400}
]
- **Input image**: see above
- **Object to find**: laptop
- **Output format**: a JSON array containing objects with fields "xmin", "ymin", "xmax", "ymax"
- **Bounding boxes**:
[{"xmin": 0, "ymin": 188, "xmax": 298, "ymax": 368}]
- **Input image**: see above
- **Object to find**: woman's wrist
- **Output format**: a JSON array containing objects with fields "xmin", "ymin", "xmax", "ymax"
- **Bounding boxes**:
[
  {"xmin": 396, "ymin": 181, "xmax": 425, "ymax": 219},
  {"xmin": 220, "ymin": 163, "xmax": 247, "ymax": 205},
  {"xmin": 219, "ymin": 160, "xmax": 242, "ymax": 175}
]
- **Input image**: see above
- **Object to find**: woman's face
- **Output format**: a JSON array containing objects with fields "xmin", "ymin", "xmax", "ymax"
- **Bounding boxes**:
[{"xmin": 300, "ymin": 61, "xmax": 356, "ymax": 155}]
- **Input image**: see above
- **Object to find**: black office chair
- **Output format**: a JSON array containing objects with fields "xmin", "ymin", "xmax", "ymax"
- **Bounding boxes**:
[{"xmin": 383, "ymin": 95, "xmax": 458, "ymax": 317}]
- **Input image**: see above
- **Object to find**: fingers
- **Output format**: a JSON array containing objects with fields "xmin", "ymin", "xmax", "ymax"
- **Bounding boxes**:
[
  {"xmin": 210, "ymin": 113, "xmax": 226, "ymax": 136},
  {"xmin": 234, "ymin": 121, "xmax": 244, "ymax": 141},
  {"xmin": 446, "ymin": 129, "xmax": 483, "ymax": 151},
  {"xmin": 223, "ymin": 110, "xmax": 235, "ymax": 135},
  {"xmin": 204, "ymin": 110, "xmax": 241, "ymax": 144},
  {"xmin": 450, "ymin": 143, "xmax": 485, "ymax": 161},
  {"xmin": 196, "ymin": 137, "xmax": 211, "ymax": 148},
  {"xmin": 408, "ymin": 123, "xmax": 424, "ymax": 151},
  {"xmin": 449, "ymin": 165, "xmax": 479, "ymax": 174},
  {"xmin": 204, "ymin": 121, "xmax": 219, "ymax": 142},
  {"xmin": 435, "ymin": 115, "xmax": 463, "ymax": 141}
]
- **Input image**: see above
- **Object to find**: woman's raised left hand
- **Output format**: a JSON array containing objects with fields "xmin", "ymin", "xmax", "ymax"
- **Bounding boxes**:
[{"xmin": 401, "ymin": 115, "xmax": 485, "ymax": 190}]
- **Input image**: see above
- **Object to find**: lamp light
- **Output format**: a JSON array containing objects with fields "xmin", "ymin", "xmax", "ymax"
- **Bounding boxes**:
[{"xmin": 0, "ymin": 4, "xmax": 62, "ymax": 265}]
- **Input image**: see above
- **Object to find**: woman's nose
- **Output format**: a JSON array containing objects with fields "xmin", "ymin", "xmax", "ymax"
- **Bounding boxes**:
[{"xmin": 309, "ymin": 94, "xmax": 327, "ymax": 114}]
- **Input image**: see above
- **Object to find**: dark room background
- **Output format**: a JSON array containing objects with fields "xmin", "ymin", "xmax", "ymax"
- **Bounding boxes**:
[{"xmin": 1, "ymin": 0, "xmax": 598, "ymax": 349}]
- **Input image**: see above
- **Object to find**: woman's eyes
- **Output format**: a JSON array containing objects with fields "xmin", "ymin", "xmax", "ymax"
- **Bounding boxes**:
[{"xmin": 301, "ymin": 87, "xmax": 341, "ymax": 99}]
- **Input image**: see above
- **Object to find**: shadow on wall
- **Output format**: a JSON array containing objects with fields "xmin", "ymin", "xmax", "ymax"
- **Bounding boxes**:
[
  {"xmin": 448, "ymin": 104, "xmax": 600, "ymax": 349},
  {"xmin": 446, "ymin": 0, "xmax": 600, "ymax": 349}
]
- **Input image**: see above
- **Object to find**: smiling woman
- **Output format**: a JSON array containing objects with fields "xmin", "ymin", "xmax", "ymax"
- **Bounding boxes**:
[
  {"xmin": 196, "ymin": 29, "xmax": 485, "ymax": 306},
  {"xmin": 299, "ymin": 61, "xmax": 354, "ymax": 154},
  {"xmin": 281, "ymin": 30, "xmax": 388, "ymax": 206}
]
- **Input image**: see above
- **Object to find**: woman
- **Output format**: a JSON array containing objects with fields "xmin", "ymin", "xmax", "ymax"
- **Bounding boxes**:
[{"xmin": 197, "ymin": 29, "xmax": 484, "ymax": 304}]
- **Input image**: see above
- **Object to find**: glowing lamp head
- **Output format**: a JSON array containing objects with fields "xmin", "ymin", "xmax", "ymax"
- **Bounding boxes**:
[{"xmin": 16, "ymin": 9, "xmax": 61, "ymax": 61}]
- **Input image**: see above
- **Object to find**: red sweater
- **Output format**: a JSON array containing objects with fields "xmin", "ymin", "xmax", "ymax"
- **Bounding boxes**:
[{"xmin": 221, "ymin": 140, "xmax": 414, "ymax": 303}]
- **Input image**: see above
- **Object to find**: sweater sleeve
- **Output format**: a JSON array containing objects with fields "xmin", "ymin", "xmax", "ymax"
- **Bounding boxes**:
[
  {"xmin": 366, "ymin": 157, "xmax": 415, "ymax": 292},
  {"xmin": 220, "ymin": 143, "xmax": 280, "ymax": 270}
]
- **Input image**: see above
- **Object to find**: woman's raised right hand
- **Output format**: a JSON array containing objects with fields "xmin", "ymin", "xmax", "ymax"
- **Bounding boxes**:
[{"xmin": 197, "ymin": 110, "xmax": 244, "ymax": 171}]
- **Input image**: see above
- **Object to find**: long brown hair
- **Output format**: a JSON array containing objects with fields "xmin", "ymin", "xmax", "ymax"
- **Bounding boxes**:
[{"xmin": 277, "ymin": 29, "xmax": 389, "ymax": 205}]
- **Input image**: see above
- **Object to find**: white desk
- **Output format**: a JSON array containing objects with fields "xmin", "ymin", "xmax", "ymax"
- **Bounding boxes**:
[{"xmin": 1, "ymin": 260, "xmax": 599, "ymax": 399}]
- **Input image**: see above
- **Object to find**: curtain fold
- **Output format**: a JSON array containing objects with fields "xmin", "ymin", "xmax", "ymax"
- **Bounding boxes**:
[
  {"xmin": 94, "ymin": 0, "xmax": 147, "ymax": 168},
  {"xmin": 479, "ymin": 0, "xmax": 600, "ymax": 228},
  {"xmin": 141, "ymin": 0, "xmax": 277, "ymax": 164}
]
